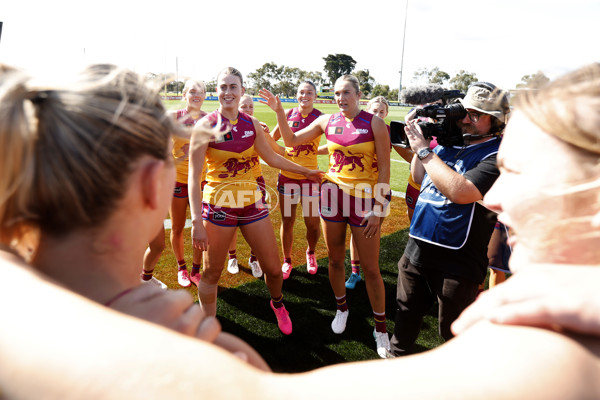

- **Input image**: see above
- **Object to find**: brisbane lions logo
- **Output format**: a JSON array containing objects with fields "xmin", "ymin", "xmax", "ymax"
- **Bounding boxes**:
[
  {"xmin": 371, "ymin": 160, "xmax": 378, "ymax": 172},
  {"xmin": 330, "ymin": 149, "xmax": 365, "ymax": 173},
  {"xmin": 287, "ymin": 143, "xmax": 315, "ymax": 157},
  {"xmin": 219, "ymin": 157, "xmax": 253, "ymax": 178},
  {"xmin": 181, "ymin": 143, "xmax": 190, "ymax": 156}
]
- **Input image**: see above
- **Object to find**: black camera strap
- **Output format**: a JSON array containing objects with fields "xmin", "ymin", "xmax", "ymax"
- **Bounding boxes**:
[{"xmin": 462, "ymin": 133, "xmax": 497, "ymax": 144}]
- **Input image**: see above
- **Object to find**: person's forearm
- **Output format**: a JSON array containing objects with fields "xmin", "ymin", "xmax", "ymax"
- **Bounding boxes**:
[
  {"xmin": 410, "ymin": 154, "xmax": 425, "ymax": 186},
  {"xmin": 188, "ymin": 178, "xmax": 202, "ymax": 222},
  {"xmin": 263, "ymin": 151, "xmax": 311, "ymax": 177},
  {"xmin": 374, "ymin": 163, "xmax": 390, "ymax": 212},
  {"xmin": 274, "ymin": 109, "xmax": 303, "ymax": 147},
  {"xmin": 270, "ymin": 125, "xmax": 282, "ymax": 141},
  {"xmin": 420, "ymin": 154, "xmax": 481, "ymax": 204},
  {"xmin": 188, "ymin": 146, "xmax": 205, "ymax": 222},
  {"xmin": 264, "ymin": 131, "xmax": 285, "ymax": 156},
  {"xmin": 393, "ymin": 145, "xmax": 414, "ymax": 163}
]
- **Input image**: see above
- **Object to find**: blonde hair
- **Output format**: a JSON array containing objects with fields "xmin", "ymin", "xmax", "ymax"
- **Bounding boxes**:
[
  {"xmin": 334, "ymin": 75, "xmax": 360, "ymax": 94},
  {"xmin": 182, "ymin": 79, "xmax": 206, "ymax": 96},
  {"xmin": 0, "ymin": 64, "xmax": 180, "ymax": 245},
  {"xmin": 367, "ymin": 96, "xmax": 389, "ymax": 113},
  {"xmin": 515, "ymin": 63, "xmax": 600, "ymax": 264},
  {"xmin": 519, "ymin": 63, "xmax": 600, "ymax": 157}
]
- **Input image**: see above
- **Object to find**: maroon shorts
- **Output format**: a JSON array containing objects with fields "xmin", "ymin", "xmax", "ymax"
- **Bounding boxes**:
[
  {"xmin": 175, "ymin": 180, "xmax": 207, "ymax": 198},
  {"xmin": 202, "ymin": 201, "xmax": 269, "ymax": 227},
  {"xmin": 277, "ymin": 174, "xmax": 320, "ymax": 197},
  {"xmin": 319, "ymin": 181, "xmax": 391, "ymax": 227},
  {"xmin": 173, "ymin": 181, "xmax": 188, "ymax": 198},
  {"xmin": 405, "ymin": 183, "xmax": 420, "ymax": 210}
]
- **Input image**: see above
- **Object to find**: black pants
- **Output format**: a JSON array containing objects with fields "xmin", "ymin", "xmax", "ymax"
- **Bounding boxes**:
[{"xmin": 390, "ymin": 254, "xmax": 479, "ymax": 356}]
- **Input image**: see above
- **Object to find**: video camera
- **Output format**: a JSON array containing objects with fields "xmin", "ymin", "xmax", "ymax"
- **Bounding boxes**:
[{"xmin": 390, "ymin": 103, "xmax": 466, "ymax": 148}]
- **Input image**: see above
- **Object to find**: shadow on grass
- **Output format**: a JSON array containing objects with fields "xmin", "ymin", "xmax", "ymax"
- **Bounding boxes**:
[{"xmin": 216, "ymin": 228, "xmax": 444, "ymax": 372}]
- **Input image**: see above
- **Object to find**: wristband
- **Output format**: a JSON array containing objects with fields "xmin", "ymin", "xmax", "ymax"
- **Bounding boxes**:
[{"xmin": 363, "ymin": 210, "xmax": 386, "ymax": 219}]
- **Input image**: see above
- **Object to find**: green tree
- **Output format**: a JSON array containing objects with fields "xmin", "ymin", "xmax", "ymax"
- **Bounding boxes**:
[
  {"xmin": 371, "ymin": 84, "xmax": 390, "ymax": 98},
  {"xmin": 322, "ymin": 54, "xmax": 357, "ymax": 85},
  {"xmin": 247, "ymin": 62, "xmax": 283, "ymax": 93},
  {"xmin": 370, "ymin": 84, "xmax": 398, "ymax": 103},
  {"xmin": 449, "ymin": 70, "xmax": 478, "ymax": 93},
  {"xmin": 205, "ymin": 79, "xmax": 216, "ymax": 94},
  {"xmin": 274, "ymin": 66, "xmax": 302, "ymax": 98},
  {"xmin": 517, "ymin": 71, "xmax": 550, "ymax": 89},
  {"xmin": 166, "ymin": 80, "xmax": 184, "ymax": 94},
  {"xmin": 299, "ymin": 70, "xmax": 325, "ymax": 87},
  {"xmin": 355, "ymin": 69, "xmax": 375, "ymax": 97},
  {"xmin": 412, "ymin": 67, "xmax": 450, "ymax": 86}
]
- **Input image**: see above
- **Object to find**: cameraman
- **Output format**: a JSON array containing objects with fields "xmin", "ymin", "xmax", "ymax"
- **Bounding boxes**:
[
  {"xmin": 400, "ymin": 85, "xmax": 462, "ymax": 221},
  {"xmin": 390, "ymin": 82, "xmax": 509, "ymax": 356}
]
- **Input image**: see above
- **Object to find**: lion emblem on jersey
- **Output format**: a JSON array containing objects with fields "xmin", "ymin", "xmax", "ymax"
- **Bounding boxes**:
[
  {"xmin": 219, "ymin": 157, "xmax": 253, "ymax": 178},
  {"xmin": 181, "ymin": 143, "xmax": 190, "ymax": 156},
  {"xmin": 287, "ymin": 143, "xmax": 315, "ymax": 157},
  {"xmin": 330, "ymin": 149, "xmax": 365, "ymax": 173}
]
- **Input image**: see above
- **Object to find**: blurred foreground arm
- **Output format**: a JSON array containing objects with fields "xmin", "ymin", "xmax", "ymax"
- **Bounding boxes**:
[
  {"xmin": 0, "ymin": 252, "xmax": 267, "ymax": 399},
  {"xmin": 3, "ymin": 251, "xmax": 598, "ymax": 400},
  {"xmin": 452, "ymin": 263, "xmax": 600, "ymax": 337}
]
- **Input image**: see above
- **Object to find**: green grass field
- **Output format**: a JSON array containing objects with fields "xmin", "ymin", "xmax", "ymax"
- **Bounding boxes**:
[{"xmin": 154, "ymin": 98, "xmax": 448, "ymax": 371}]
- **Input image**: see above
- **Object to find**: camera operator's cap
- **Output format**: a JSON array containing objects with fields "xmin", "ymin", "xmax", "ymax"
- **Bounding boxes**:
[{"xmin": 459, "ymin": 82, "xmax": 510, "ymax": 122}]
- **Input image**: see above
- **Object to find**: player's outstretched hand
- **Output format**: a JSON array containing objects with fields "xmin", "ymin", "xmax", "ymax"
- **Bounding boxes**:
[
  {"xmin": 258, "ymin": 88, "xmax": 283, "ymax": 113},
  {"xmin": 405, "ymin": 119, "xmax": 431, "ymax": 154}
]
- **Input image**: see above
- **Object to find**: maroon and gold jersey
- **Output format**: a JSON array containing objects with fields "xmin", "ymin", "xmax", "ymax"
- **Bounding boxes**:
[
  {"xmin": 173, "ymin": 109, "xmax": 205, "ymax": 183},
  {"xmin": 324, "ymin": 110, "xmax": 379, "ymax": 198},
  {"xmin": 281, "ymin": 107, "xmax": 323, "ymax": 180},
  {"xmin": 201, "ymin": 110, "xmax": 263, "ymax": 208}
]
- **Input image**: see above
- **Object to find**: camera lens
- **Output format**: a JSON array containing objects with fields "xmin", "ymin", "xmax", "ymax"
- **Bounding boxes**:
[{"xmin": 443, "ymin": 103, "xmax": 466, "ymax": 120}]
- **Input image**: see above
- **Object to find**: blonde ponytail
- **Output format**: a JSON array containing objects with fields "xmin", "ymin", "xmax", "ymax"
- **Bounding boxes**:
[{"xmin": 0, "ymin": 67, "xmax": 38, "ymax": 245}]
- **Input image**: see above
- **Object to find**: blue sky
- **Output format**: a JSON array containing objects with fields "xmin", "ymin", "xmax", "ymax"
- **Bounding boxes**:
[{"xmin": 2, "ymin": 0, "xmax": 598, "ymax": 90}]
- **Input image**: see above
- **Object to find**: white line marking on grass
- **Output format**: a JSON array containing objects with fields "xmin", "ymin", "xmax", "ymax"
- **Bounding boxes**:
[
  {"xmin": 391, "ymin": 190, "xmax": 406, "ymax": 199},
  {"xmin": 391, "ymin": 158, "xmax": 409, "ymax": 164},
  {"xmin": 163, "ymin": 219, "xmax": 192, "ymax": 230}
]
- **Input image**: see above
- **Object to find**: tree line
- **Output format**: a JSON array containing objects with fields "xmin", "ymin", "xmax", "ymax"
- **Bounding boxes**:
[{"xmin": 154, "ymin": 53, "xmax": 550, "ymax": 101}]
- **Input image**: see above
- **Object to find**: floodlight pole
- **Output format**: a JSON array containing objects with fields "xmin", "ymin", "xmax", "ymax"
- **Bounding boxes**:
[{"xmin": 398, "ymin": 0, "xmax": 408, "ymax": 102}]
